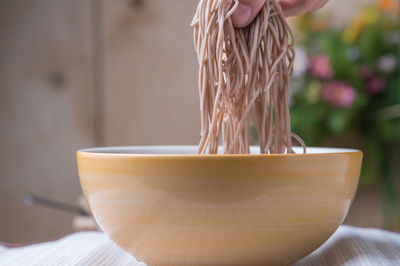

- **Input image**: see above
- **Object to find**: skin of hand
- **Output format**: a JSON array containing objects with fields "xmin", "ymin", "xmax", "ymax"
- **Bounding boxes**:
[{"xmin": 231, "ymin": 0, "xmax": 330, "ymax": 28}]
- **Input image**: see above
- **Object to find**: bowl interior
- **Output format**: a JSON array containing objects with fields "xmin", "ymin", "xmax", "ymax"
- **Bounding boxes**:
[{"xmin": 80, "ymin": 146, "xmax": 359, "ymax": 155}]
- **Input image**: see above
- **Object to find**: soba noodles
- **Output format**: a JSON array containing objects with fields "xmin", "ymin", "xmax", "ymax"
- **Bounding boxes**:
[{"xmin": 192, "ymin": 0, "xmax": 306, "ymax": 154}]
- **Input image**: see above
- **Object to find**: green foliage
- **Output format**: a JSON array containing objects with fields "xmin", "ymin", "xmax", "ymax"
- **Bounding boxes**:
[
  {"xmin": 322, "ymin": 34, "xmax": 362, "ymax": 87},
  {"xmin": 290, "ymin": 5, "xmax": 400, "ymax": 187},
  {"xmin": 359, "ymin": 23, "xmax": 384, "ymax": 64}
]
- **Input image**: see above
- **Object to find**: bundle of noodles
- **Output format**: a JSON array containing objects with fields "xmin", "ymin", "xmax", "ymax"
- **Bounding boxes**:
[{"xmin": 192, "ymin": 0, "xmax": 306, "ymax": 154}]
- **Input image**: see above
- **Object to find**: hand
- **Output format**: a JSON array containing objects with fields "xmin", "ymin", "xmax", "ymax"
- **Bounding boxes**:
[{"xmin": 232, "ymin": 0, "xmax": 329, "ymax": 28}]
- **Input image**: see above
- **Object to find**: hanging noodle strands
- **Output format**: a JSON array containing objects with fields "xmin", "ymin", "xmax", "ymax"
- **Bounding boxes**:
[{"xmin": 192, "ymin": 0, "xmax": 306, "ymax": 154}]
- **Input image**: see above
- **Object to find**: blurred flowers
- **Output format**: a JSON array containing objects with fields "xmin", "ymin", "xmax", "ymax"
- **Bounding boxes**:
[
  {"xmin": 378, "ymin": 0, "xmax": 399, "ymax": 12},
  {"xmin": 343, "ymin": 7, "xmax": 379, "ymax": 43},
  {"xmin": 305, "ymin": 81, "xmax": 321, "ymax": 104},
  {"xmin": 310, "ymin": 55, "xmax": 333, "ymax": 79},
  {"xmin": 293, "ymin": 47, "xmax": 309, "ymax": 77},
  {"xmin": 360, "ymin": 66, "xmax": 373, "ymax": 79},
  {"xmin": 360, "ymin": 66, "xmax": 387, "ymax": 95},
  {"xmin": 366, "ymin": 77, "xmax": 386, "ymax": 95},
  {"xmin": 290, "ymin": 0, "xmax": 400, "ymax": 194},
  {"xmin": 378, "ymin": 55, "xmax": 397, "ymax": 73},
  {"xmin": 322, "ymin": 81, "xmax": 357, "ymax": 108}
]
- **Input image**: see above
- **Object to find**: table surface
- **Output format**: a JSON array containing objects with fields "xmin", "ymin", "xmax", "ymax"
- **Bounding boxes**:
[{"xmin": 1, "ymin": 226, "xmax": 400, "ymax": 265}]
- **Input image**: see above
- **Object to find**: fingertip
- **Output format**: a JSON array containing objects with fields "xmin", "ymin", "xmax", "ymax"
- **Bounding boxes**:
[
  {"xmin": 231, "ymin": 3, "xmax": 253, "ymax": 27},
  {"xmin": 232, "ymin": 0, "xmax": 265, "ymax": 28}
]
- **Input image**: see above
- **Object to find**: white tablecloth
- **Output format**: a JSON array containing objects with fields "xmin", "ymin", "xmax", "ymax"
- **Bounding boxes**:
[{"xmin": 1, "ymin": 226, "xmax": 400, "ymax": 265}]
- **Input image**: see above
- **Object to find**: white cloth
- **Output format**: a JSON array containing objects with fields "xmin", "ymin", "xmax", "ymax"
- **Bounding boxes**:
[
  {"xmin": 295, "ymin": 226, "xmax": 400, "ymax": 266},
  {"xmin": 1, "ymin": 226, "xmax": 400, "ymax": 266}
]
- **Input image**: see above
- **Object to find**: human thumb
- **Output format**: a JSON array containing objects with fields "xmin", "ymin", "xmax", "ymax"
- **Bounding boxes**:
[{"xmin": 231, "ymin": 0, "xmax": 266, "ymax": 28}]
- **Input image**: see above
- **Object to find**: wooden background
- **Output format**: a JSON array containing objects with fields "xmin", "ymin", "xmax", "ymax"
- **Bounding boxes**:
[{"xmin": 0, "ymin": 0, "xmax": 378, "ymax": 243}]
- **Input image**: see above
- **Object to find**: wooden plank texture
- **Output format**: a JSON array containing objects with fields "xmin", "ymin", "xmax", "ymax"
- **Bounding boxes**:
[
  {"xmin": 102, "ymin": 0, "xmax": 200, "ymax": 146},
  {"xmin": 0, "ymin": 0, "xmax": 95, "ymax": 243}
]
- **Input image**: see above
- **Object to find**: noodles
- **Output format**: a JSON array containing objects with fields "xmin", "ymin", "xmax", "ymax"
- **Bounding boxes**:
[{"xmin": 192, "ymin": 0, "xmax": 306, "ymax": 154}]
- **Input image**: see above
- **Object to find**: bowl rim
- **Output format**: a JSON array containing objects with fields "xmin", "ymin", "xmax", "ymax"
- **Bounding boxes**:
[{"xmin": 77, "ymin": 145, "xmax": 363, "ymax": 158}]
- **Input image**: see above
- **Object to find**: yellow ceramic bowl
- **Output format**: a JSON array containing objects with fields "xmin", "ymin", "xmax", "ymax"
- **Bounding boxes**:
[{"xmin": 77, "ymin": 146, "xmax": 362, "ymax": 266}]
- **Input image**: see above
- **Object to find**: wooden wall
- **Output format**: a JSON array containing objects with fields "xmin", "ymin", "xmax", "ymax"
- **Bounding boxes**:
[
  {"xmin": 0, "ymin": 0, "xmax": 201, "ymax": 244},
  {"xmin": 0, "ymin": 0, "xmax": 96, "ymax": 243},
  {"xmin": 0, "ymin": 0, "xmax": 379, "ymax": 243},
  {"xmin": 102, "ymin": 0, "xmax": 200, "ymax": 146}
]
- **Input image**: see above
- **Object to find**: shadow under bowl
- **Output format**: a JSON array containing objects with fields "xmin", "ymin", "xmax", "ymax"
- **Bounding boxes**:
[{"xmin": 77, "ymin": 146, "xmax": 362, "ymax": 266}]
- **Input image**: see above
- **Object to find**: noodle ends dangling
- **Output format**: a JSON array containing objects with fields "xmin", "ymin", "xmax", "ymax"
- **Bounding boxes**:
[{"xmin": 192, "ymin": 0, "xmax": 306, "ymax": 154}]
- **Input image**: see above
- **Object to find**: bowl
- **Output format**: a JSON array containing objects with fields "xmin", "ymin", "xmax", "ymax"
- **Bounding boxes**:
[{"xmin": 77, "ymin": 146, "xmax": 362, "ymax": 265}]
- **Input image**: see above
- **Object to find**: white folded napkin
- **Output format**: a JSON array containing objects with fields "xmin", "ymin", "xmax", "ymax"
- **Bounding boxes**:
[{"xmin": 1, "ymin": 226, "xmax": 400, "ymax": 266}]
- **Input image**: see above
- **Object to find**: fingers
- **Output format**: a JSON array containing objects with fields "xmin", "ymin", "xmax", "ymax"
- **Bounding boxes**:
[
  {"xmin": 232, "ymin": 0, "xmax": 329, "ymax": 28},
  {"xmin": 231, "ymin": 0, "xmax": 266, "ymax": 28},
  {"xmin": 280, "ymin": 0, "xmax": 319, "ymax": 17}
]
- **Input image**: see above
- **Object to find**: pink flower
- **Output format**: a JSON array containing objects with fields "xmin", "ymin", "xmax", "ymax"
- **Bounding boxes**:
[
  {"xmin": 310, "ymin": 55, "xmax": 334, "ymax": 79},
  {"xmin": 366, "ymin": 77, "xmax": 385, "ymax": 94},
  {"xmin": 322, "ymin": 81, "xmax": 357, "ymax": 108},
  {"xmin": 359, "ymin": 66, "xmax": 373, "ymax": 80}
]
